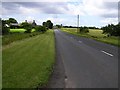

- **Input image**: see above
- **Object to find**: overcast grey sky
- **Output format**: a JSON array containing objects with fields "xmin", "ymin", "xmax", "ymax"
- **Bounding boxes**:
[{"xmin": 1, "ymin": 0, "xmax": 119, "ymax": 27}]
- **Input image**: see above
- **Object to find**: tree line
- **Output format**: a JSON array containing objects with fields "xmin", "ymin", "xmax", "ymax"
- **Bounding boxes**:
[{"xmin": 1, "ymin": 18, "xmax": 53, "ymax": 35}]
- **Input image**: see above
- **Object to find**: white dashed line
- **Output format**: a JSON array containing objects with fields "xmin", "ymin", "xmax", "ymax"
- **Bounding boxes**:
[
  {"xmin": 78, "ymin": 41, "xmax": 82, "ymax": 43},
  {"xmin": 101, "ymin": 50, "xmax": 113, "ymax": 57}
]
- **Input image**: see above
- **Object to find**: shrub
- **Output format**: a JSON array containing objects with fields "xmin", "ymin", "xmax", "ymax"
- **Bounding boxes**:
[
  {"xmin": 35, "ymin": 26, "xmax": 47, "ymax": 33},
  {"xmin": 21, "ymin": 22, "xmax": 32, "ymax": 33},
  {"xmin": 79, "ymin": 26, "xmax": 89, "ymax": 33},
  {"xmin": 2, "ymin": 26, "xmax": 10, "ymax": 35},
  {"xmin": 102, "ymin": 24, "xmax": 120, "ymax": 36},
  {"xmin": 2, "ymin": 20, "xmax": 10, "ymax": 35}
]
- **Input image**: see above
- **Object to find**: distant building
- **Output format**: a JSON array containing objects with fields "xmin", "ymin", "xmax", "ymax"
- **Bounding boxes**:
[
  {"xmin": 25, "ymin": 20, "xmax": 27, "ymax": 23},
  {"xmin": 32, "ymin": 20, "xmax": 37, "ymax": 28},
  {"xmin": 10, "ymin": 23, "xmax": 20, "ymax": 29},
  {"xmin": 5, "ymin": 24, "xmax": 10, "ymax": 28}
]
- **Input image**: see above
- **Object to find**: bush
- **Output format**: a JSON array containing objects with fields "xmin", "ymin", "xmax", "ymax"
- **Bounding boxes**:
[
  {"xmin": 79, "ymin": 26, "xmax": 89, "ymax": 33},
  {"xmin": 2, "ymin": 20, "xmax": 10, "ymax": 35},
  {"xmin": 21, "ymin": 22, "xmax": 32, "ymax": 33},
  {"xmin": 2, "ymin": 26, "xmax": 10, "ymax": 35},
  {"xmin": 35, "ymin": 26, "xmax": 47, "ymax": 33},
  {"xmin": 102, "ymin": 24, "xmax": 120, "ymax": 36}
]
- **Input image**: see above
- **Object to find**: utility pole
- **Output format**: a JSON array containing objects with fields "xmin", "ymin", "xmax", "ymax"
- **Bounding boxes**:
[
  {"xmin": 118, "ymin": 1, "xmax": 120, "ymax": 24},
  {"xmin": 77, "ymin": 15, "xmax": 79, "ymax": 33}
]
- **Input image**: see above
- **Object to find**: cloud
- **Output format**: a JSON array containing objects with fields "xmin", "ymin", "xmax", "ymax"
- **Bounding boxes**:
[
  {"xmin": 2, "ymin": 1, "xmax": 118, "ymax": 17},
  {"xmin": 82, "ymin": 0, "xmax": 118, "ymax": 18},
  {"xmin": 2, "ymin": 0, "xmax": 77, "ymax": 2},
  {"xmin": 1, "ymin": 0, "xmax": 119, "ymax": 27},
  {"xmin": 100, "ymin": 18, "xmax": 118, "ymax": 25},
  {"xmin": 103, "ymin": 2, "xmax": 118, "ymax": 10},
  {"xmin": 2, "ymin": 2, "xmax": 70, "ymax": 15}
]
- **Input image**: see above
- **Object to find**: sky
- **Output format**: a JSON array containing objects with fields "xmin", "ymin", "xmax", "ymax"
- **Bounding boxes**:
[{"xmin": 1, "ymin": 0, "xmax": 119, "ymax": 28}]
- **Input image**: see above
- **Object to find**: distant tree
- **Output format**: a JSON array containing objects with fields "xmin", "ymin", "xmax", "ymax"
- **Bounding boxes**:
[
  {"xmin": 56, "ymin": 24, "xmax": 62, "ymax": 28},
  {"xmin": 6, "ymin": 18, "xmax": 19, "ymax": 29},
  {"xmin": 88, "ymin": 26, "xmax": 99, "ymax": 29},
  {"xmin": 42, "ymin": 22, "xmax": 46, "ymax": 27},
  {"xmin": 7, "ymin": 18, "xmax": 18, "ymax": 24},
  {"xmin": 42, "ymin": 20, "xmax": 53, "ymax": 29},
  {"xmin": 21, "ymin": 22, "xmax": 32, "ymax": 33},
  {"xmin": 46, "ymin": 20, "xmax": 53, "ymax": 29}
]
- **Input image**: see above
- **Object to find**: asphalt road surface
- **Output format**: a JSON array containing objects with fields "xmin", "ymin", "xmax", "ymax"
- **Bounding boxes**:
[{"xmin": 54, "ymin": 29, "xmax": 118, "ymax": 88}]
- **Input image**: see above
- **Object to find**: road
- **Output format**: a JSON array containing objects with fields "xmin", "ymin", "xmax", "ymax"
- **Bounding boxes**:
[{"xmin": 54, "ymin": 29, "xmax": 118, "ymax": 88}]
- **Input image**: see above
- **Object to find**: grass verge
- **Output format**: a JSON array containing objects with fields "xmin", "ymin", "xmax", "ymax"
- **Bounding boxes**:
[
  {"xmin": 2, "ymin": 30, "xmax": 55, "ymax": 88},
  {"xmin": 2, "ymin": 32, "xmax": 41, "ymax": 45},
  {"xmin": 61, "ymin": 28, "xmax": 120, "ymax": 47}
]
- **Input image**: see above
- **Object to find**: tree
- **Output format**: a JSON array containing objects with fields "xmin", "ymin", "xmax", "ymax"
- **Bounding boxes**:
[
  {"xmin": 56, "ymin": 24, "xmax": 62, "ymax": 28},
  {"xmin": 42, "ymin": 22, "xmax": 46, "ymax": 27},
  {"xmin": 43, "ymin": 20, "xmax": 53, "ymax": 29},
  {"xmin": 7, "ymin": 18, "xmax": 18, "ymax": 24},
  {"xmin": 46, "ymin": 20, "xmax": 53, "ymax": 29},
  {"xmin": 21, "ymin": 22, "xmax": 32, "ymax": 33}
]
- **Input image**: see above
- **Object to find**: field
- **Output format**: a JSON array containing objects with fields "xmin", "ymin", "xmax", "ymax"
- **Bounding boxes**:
[
  {"xmin": 61, "ymin": 28, "xmax": 119, "ymax": 47},
  {"xmin": 2, "ymin": 30, "xmax": 55, "ymax": 88},
  {"xmin": 10, "ymin": 29, "xmax": 35, "ymax": 33}
]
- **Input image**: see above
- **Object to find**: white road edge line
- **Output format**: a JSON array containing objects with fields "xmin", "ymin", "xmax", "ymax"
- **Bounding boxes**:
[{"xmin": 101, "ymin": 50, "xmax": 113, "ymax": 57}]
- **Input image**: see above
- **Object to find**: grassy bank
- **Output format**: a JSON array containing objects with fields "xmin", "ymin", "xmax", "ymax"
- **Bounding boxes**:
[
  {"xmin": 2, "ymin": 30, "xmax": 55, "ymax": 88},
  {"xmin": 3, "ymin": 31, "xmax": 40, "ymax": 45},
  {"xmin": 61, "ymin": 28, "xmax": 119, "ymax": 47}
]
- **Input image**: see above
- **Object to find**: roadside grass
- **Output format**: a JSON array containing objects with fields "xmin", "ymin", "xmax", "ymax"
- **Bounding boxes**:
[
  {"xmin": 10, "ymin": 28, "xmax": 35, "ymax": 33},
  {"xmin": 61, "ymin": 28, "xmax": 120, "ymax": 47},
  {"xmin": 2, "ymin": 30, "xmax": 55, "ymax": 88},
  {"xmin": 3, "ymin": 29, "xmax": 40, "ymax": 45}
]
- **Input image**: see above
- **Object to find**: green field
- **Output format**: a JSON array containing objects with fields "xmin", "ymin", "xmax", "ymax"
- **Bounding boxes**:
[
  {"xmin": 2, "ymin": 30, "xmax": 55, "ymax": 88},
  {"xmin": 88, "ymin": 29, "xmax": 107, "ymax": 38},
  {"xmin": 61, "ymin": 28, "xmax": 119, "ymax": 47},
  {"xmin": 10, "ymin": 29, "xmax": 35, "ymax": 33}
]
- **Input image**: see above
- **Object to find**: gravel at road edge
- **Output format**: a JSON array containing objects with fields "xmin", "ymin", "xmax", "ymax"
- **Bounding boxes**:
[{"xmin": 46, "ymin": 31, "xmax": 65, "ymax": 88}]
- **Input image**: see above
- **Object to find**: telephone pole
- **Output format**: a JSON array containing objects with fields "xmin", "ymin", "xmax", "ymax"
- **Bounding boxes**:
[
  {"xmin": 77, "ymin": 15, "xmax": 79, "ymax": 33},
  {"xmin": 118, "ymin": 1, "xmax": 120, "ymax": 24}
]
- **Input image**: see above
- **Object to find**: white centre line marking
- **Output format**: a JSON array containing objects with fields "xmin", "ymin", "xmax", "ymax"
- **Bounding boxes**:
[
  {"xmin": 101, "ymin": 50, "xmax": 113, "ymax": 57},
  {"xmin": 78, "ymin": 41, "xmax": 82, "ymax": 43}
]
